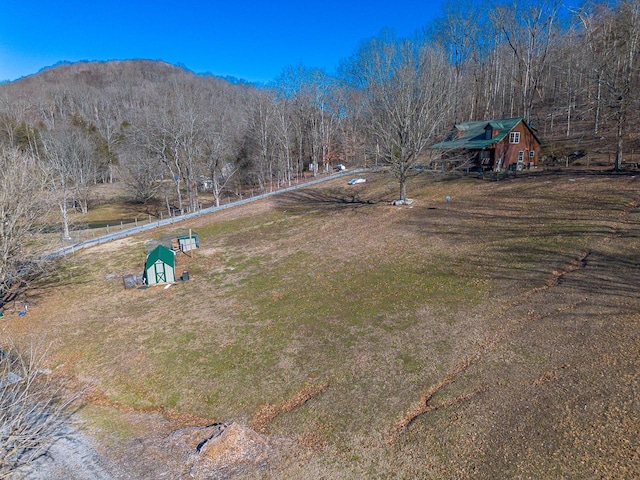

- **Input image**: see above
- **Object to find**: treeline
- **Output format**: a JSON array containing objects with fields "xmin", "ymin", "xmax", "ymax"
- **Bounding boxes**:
[
  {"xmin": 429, "ymin": 0, "xmax": 640, "ymax": 168},
  {"xmin": 0, "ymin": 0, "xmax": 639, "ymax": 296}
]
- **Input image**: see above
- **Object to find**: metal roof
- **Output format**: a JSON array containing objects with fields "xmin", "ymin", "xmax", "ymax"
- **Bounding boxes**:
[
  {"xmin": 145, "ymin": 244, "xmax": 175, "ymax": 270},
  {"xmin": 431, "ymin": 117, "xmax": 540, "ymax": 150}
]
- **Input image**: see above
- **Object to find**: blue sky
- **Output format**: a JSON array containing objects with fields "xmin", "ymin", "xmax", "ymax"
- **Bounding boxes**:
[{"xmin": 0, "ymin": 0, "xmax": 445, "ymax": 83}]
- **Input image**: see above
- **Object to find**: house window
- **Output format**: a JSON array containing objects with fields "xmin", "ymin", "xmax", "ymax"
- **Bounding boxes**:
[
  {"xmin": 485, "ymin": 127, "xmax": 493, "ymax": 140},
  {"xmin": 509, "ymin": 132, "xmax": 521, "ymax": 144},
  {"xmin": 529, "ymin": 150, "xmax": 535, "ymax": 159}
]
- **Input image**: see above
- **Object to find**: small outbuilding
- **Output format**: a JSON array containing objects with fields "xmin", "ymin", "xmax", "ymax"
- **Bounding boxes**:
[
  {"xmin": 174, "ymin": 233, "xmax": 200, "ymax": 253},
  {"xmin": 144, "ymin": 244, "xmax": 176, "ymax": 285}
]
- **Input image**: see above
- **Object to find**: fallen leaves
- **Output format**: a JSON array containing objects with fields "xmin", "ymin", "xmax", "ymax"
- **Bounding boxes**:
[{"xmin": 250, "ymin": 382, "xmax": 329, "ymax": 433}]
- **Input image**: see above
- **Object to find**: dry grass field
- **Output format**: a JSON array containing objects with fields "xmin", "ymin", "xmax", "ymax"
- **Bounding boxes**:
[{"xmin": 2, "ymin": 169, "xmax": 640, "ymax": 478}]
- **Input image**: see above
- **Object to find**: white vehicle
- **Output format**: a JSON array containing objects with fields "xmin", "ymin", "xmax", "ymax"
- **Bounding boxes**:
[{"xmin": 348, "ymin": 178, "xmax": 366, "ymax": 185}]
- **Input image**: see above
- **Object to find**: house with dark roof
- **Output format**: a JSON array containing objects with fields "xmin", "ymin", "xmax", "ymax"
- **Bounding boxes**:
[{"xmin": 431, "ymin": 117, "xmax": 541, "ymax": 172}]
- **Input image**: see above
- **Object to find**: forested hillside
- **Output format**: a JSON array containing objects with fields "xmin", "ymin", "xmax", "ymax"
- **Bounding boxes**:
[{"xmin": 1, "ymin": 0, "xmax": 639, "ymax": 298}]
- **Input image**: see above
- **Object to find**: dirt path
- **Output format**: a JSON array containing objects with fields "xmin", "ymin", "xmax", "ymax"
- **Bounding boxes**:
[{"xmin": 23, "ymin": 429, "xmax": 129, "ymax": 480}]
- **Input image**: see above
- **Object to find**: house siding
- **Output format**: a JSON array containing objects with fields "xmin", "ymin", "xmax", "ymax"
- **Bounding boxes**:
[
  {"xmin": 146, "ymin": 261, "xmax": 175, "ymax": 284},
  {"xmin": 144, "ymin": 244, "xmax": 176, "ymax": 285},
  {"xmin": 493, "ymin": 121, "xmax": 540, "ymax": 171},
  {"xmin": 431, "ymin": 117, "xmax": 541, "ymax": 172}
]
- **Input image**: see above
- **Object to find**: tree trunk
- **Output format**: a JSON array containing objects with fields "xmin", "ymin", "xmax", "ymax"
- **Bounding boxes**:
[
  {"xmin": 400, "ymin": 180, "xmax": 407, "ymax": 202},
  {"xmin": 615, "ymin": 109, "xmax": 624, "ymax": 172},
  {"xmin": 59, "ymin": 201, "xmax": 71, "ymax": 240},
  {"xmin": 594, "ymin": 71, "xmax": 601, "ymax": 135}
]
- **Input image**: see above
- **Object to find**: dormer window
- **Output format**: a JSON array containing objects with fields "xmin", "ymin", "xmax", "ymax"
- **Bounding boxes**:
[
  {"xmin": 509, "ymin": 132, "xmax": 521, "ymax": 144},
  {"xmin": 484, "ymin": 125, "xmax": 493, "ymax": 140}
]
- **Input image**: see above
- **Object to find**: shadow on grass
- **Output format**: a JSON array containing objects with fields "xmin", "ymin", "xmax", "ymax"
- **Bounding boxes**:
[
  {"xmin": 401, "ymin": 174, "xmax": 640, "ymax": 305},
  {"xmin": 273, "ymin": 187, "xmax": 381, "ymax": 213}
]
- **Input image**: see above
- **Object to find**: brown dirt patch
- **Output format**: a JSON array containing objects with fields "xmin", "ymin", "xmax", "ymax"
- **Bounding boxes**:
[{"xmin": 251, "ymin": 382, "xmax": 329, "ymax": 433}]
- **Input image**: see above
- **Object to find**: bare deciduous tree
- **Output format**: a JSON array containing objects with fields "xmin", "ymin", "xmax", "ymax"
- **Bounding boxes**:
[
  {"xmin": 246, "ymin": 88, "xmax": 278, "ymax": 193},
  {"xmin": 492, "ymin": 0, "xmax": 561, "ymax": 121},
  {"xmin": 201, "ymin": 85, "xmax": 245, "ymax": 207},
  {"xmin": 205, "ymin": 132, "xmax": 239, "ymax": 207},
  {"xmin": 0, "ymin": 341, "xmax": 78, "ymax": 478},
  {"xmin": 38, "ymin": 128, "xmax": 94, "ymax": 238},
  {"xmin": 0, "ymin": 147, "xmax": 50, "ymax": 302},
  {"xmin": 120, "ymin": 146, "xmax": 164, "ymax": 204},
  {"xmin": 345, "ymin": 32, "xmax": 454, "ymax": 202},
  {"xmin": 429, "ymin": 0, "xmax": 484, "ymax": 122},
  {"xmin": 579, "ymin": 0, "xmax": 640, "ymax": 170}
]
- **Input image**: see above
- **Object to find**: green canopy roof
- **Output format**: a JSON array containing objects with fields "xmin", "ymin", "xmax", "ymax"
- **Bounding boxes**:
[
  {"xmin": 145, "ymin": 244, "xmax": 175, "ymax": 271},
  {"xmin": 431, "ymin": 117, "xmax": 540, "ymax": 150}
]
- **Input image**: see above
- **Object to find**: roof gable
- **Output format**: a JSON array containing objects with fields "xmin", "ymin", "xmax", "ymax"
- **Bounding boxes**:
[
  {"xmin": 431, "ymin": 117, "xmax": 540, "ymax": 150},
  {"xmin": 145, "ymin": 244, "xmax": 175, "ymax": 270}
]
